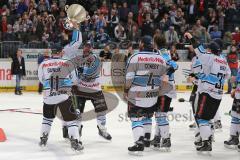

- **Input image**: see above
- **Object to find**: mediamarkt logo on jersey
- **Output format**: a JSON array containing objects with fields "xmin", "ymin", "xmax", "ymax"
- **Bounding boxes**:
[
  {"xmin": 42, "ymin": 61, "xmax": 70, "ymax": 68},
  {"xmin": 214, "ymin": 58, "xmax": 227, "ymax": 65},
  {"xmin": 138, "ymin": 56, "xmax": 164, "ymax": 63}
]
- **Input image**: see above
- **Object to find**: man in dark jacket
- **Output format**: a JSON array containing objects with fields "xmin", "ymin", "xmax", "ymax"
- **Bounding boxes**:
[{"xmin": 11, "ymin": 49, "xmax": 26, "ymax": 95}]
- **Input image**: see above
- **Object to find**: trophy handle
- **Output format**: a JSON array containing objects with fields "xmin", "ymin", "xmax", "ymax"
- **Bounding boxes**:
[
  {"xmin": 65, "ymin": 5, "xmax": 69, "ymax": 12},
  {"xmin": 86, "ymin": 15, "xmax": 90, "ymax": 21}
]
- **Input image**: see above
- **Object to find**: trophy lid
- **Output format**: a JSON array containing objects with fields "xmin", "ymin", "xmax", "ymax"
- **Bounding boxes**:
[{"xmin": 65, "ymin": 4, "xmax": 87, "ymax": 23}]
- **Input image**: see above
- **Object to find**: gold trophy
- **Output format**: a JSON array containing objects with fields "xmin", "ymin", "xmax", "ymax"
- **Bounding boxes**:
[{"xmin": 64, "ymin": 4, "xmax": 87, "ymax": 30}]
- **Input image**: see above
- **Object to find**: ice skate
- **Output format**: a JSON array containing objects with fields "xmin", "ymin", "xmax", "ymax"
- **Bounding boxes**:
[
  {"xmin": 196, "ymin": 139, "xmax": 212, "ymax": 152},
  {"xmin": 128, "ymin": 137, "xmax": 144, "ymax": 156},
  {"xmin": 97, "ymin": 125, "xmax": 112, "ymax": 141},
  {"xmin": 39, "ymin": 133, "xmax": 48, "ymax": 147},
  {"xmin": 151, "ymin": 135, "xmax": 161, "ymax": 149},
  {"xmin": 224, "ymin": 135, "xmax": 239, "ymax": 150},
  {"xmin": 160, "ymin": 137, "xmax": 171, "ymax": 152},
  {"xmin": 70, "ymin": 137, "xmax": 84, "ymax": 152}
]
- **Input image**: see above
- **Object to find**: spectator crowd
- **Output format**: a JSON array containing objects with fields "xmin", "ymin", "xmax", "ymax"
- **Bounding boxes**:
[{"xmin": 0, "ymin": 0, "xmax": 240, "ymax": 59}]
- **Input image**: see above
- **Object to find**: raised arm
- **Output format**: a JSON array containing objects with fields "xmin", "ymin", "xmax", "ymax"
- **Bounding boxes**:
[
  {"xmin": 184, "ymin": 32, "xmax": 211, "ymax": 66},
  {"xmin": 69, "ymin": 29, "xmax": 82, "ymax": 48},
  {"xmin": 63, "ymin": 29, "xmax": 82, "ymax": 59}
]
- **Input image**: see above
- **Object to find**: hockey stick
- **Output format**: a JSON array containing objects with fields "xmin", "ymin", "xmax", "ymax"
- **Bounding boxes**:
[
  {"xmin": 0, "ymin": 108, "xmax": 42, "ymax": 115},
  {"xmin": 0, "ymin": 107, "xmax": 30, "ymax": 111},
  {"xmin": 9, "ymin": 110, "xmax": 42, "ymax": 115}
]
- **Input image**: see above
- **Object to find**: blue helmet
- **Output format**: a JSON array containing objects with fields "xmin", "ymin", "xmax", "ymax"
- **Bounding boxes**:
[{"xmin": 141, "ymin": 35, "xmax": 153, "ymax": 49}]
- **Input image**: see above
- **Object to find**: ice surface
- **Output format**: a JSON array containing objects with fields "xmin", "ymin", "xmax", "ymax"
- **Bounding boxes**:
[{"xmin": 0, "ymin": 92, "xmax": 239, "ymax": 160}]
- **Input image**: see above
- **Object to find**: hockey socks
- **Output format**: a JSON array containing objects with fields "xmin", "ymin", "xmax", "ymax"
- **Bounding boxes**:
[
  {"xmin": 39, "ymin": 117, "xmax": 53, "ymax": 147},
  {"xmin": 230, "ymin": 111, "xmax": 240, "ymax": 136},
  {"xmin": 97, "ymin": 114, "xmax": 106, "ymax": 127},
  {"xmin": 67, "ymin": 120, "xmax": 84, "ymax": 151},
  {"xmin": 156, "ymin": 112, "xmax": 170, "ymax": 139},
  {"xmin": 131, "ymin": 117, "xmax": 144, "ymax": 142},
  {"xmin": 40, "ymin": 117, "xmax": 53, "ymax": 138},
  {"xmin": 197, "ymin": 119, "xmax": 212, "ymax": 141},
  {"xmin": 66, "ymin": 120, "xmax": 80, "ymax": 140}
]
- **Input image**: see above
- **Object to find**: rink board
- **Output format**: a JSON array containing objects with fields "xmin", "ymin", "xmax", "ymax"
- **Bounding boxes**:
[{"xmin": 0, "ymin": 60, "xmax": 228, "ymax": 92}]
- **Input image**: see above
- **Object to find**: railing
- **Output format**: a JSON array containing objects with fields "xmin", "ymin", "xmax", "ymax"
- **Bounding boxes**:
[
  {"xmin": 0, "ymin": 41, "xmax": 229, "ymax": 60},
  {"xmin": 0, "ymin": 41, "xmax": 136, "ymax": 58},
  {"xmin": 0, "ymin": 41, "xmax": 53, "ymax": 58},
  {"xmin": 0, "ymin": 41, "xmax": 24, "ymax": 58}
]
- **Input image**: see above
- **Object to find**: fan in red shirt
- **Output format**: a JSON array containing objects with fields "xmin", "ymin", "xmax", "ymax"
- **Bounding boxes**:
[{"xmin": 226, "ymin": 45, "xmax": 239, "ymax": 93}]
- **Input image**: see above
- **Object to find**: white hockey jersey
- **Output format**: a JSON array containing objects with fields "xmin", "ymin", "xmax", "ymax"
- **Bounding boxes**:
[
  {"xmin": 77, "ymin": 54, "xmax": 102, "ymax": 93},
  {"xmin": 125, "ymin": 50, "xmax": 167, "ymax": 108},
  {"xmin": 38, "ymin": 57, "xmax": 78, "ymax": 104},
  {"xmin": 62, "ymin": 30, "xmax": 82, "ymax": 61},
  {"xmin": 195, "ymin": 45, "xmax": 231, "ymax": 99}
]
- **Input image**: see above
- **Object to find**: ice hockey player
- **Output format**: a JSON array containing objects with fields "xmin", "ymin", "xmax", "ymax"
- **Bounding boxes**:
[
  {"xmin": 192, "ymin": 39, "xmax": 225, "ymax": 144},
  {"xmin": 124, "ymin": 35, "xmax": 167, "ymax": 155},
  {"xmin": 71, "ymin": 41, "xmax": 112, "ymax": 141},
  {"xmin": 61, "ymin": 20, "xmax": 82, "ymax": 139},
  {"xmin": 224, "ymin": 69, "xmax": 240, "ymax": 151},
  {"xmin": 188, "ymin": 40, "xmax": 224, "ymax": 147},
  {"xmin": 184, "ymin": 32, "xmax": 231, "ymax": 152},
  {"xmin": 38, "ymin": 44, "xmax": 83, "ymax": 151},
  {"xmin": 151, "ymin": 34, "xmax": 178, "ymax": 151}
]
